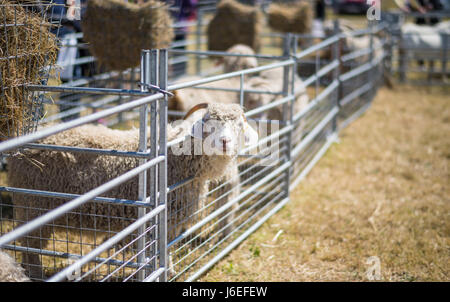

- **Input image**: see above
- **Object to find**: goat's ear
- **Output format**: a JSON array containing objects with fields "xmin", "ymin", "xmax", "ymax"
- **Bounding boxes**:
[
  {"xmin": 242, "ymin": 116, "xmax": 258, "ymax": 147},
  {"xmin": 185, "ymin": 104, "xmax": 209, "ymax": 139},
  {"xmin": 183, "ymin": 103, "xmax": 209, "ymax": 120},
  {"xmin": 168, "ymin": 90, "xmax": 179, "ymax": 111}
]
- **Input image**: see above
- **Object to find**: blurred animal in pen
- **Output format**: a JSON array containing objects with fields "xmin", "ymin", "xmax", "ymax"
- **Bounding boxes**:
[
  {"xmin": 168, "ymin": 44, "xmax": 259, "ymax": 114},
  {"xmin": 0, "ymin": 250, "xmax": 30, "ymax": 282},
  {"xmin": 170, "ymin": 44, "xmax": 309, "ymax": 124}
]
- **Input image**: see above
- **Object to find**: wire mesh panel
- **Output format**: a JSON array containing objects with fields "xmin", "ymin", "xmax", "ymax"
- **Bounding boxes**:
[
  {"xmin": 290, "ymin": 88, "xmax": 338, "ymax": 188},
  {"xmin": 41, "ymin": 66, "xmax": 144, "ymax": 126},
  {"xmin": 0, "ymin": 106, "xmax": 168, "ymax": 282},
  {"xmin": 0, "ymin": 49, "xmax": 170, "ymax": 282},
  {"xmin": 296, "ymin": 35, "xmax": 333, "ymax": 85},
  {"xmin": 167, "ymin": 118, "xmax": 290, "ymax": 282},
  {"xmin": 289, "ymin": 31, "xmax": 339, "ymax": 188},
  {"xmin": 336, "ymin": 24, "xmax": 387, "ymax": 129},
  {"xmin": 153, "ymin": 37, "xmax": 298, "ymax": 279},
  {"xmin": 2, "ymin": 200, "xmax": 160, "ymax": 281}
]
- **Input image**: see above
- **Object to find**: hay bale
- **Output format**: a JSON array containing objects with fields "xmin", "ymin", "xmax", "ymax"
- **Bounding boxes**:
[
  {"xmin": 82, "ymin": 0, "xmax": 174, "ymax": 71},
  {"xmin": 207, "ymin": 0, "xmax": 263, "ymax": 52},
  {"xmin": 0, "ymin": 0, "xmax": 58, "ymax": 143},
  {"xmin": 267, "ymin": 1, "xmax": 313, "ymax": 35}
]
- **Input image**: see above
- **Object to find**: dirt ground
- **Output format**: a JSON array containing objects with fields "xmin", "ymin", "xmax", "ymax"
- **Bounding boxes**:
[{"xmin": 200, "ymin": 85, "xmax": 450, "ymax": 282}]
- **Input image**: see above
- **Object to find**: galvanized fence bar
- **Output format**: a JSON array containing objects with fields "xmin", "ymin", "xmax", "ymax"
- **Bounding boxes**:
[
  {"xmin": 369, "ymin": 21, "xmax": 375, "ymax": 101},
  {"xmin": 47, "ymin": 204, "xmax": 166, "ymax": 282},
  {"xmin": 149, "ymin": 49, "xmax": 160, "ymax": 278},
  {"xmin": 0, "ymin": 92, "xmax": 164, "ymax": 154},
  {"xmin": 186, "ymin": 85, "xmax": 283, "ymax": 95},
  {"xmin": 168, "ymin": 60, "xmax": 295, "ymax": 91},
  {"xmin": 0, "ymin": 186, "xmax": 151, "ymax": 207},
  {"xmin": 19, "ymin": 143, "xmax": 151, "ymax": 159},
  {"xmin": 331, "ymin": 20, "xmax": 341, "ymax": 134},
  {"xmin": 184, "ymin": 197, "xmax": 291, "ymax": 282},
  {"xmin": 168, "ymin": 160, "xmax": 291, "ymax": 248},
  {"xmin": 1, "ymin": 243, "xmax": 151, "ymax": 270},
  {"xmin": 291, "ymin": 106, "xmax": 339, "ymax": 159},
  {"xmin": 26, "ymin": 85, "xmax": 159, "ymax": 96},
  {"xmin": 137, "ymin": 50, "xmax": 151, "ymax": 281},
  {"xmin": 169, "ymin": 48, "xmax": 286, "ymax": 61},
  {"xmin": 0, "ymin": 155, "xmax": 164, "ymax": 248},
  {"xmin": 282, "ymin": 33, "xmax": 294, "ymax": 200},
  {"xmin": 157, "ymin": 49, "xmax": 169, "ymax": 282}
]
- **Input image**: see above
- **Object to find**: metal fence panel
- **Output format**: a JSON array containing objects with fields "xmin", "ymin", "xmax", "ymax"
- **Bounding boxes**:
[{"xmin": 0, "ymin": 6, "xmax": 393, "ymax": 282}]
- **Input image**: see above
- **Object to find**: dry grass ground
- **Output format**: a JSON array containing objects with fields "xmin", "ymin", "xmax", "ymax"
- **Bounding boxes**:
[{"xmin": 200, "ymin": 85, "xmax": 450, "ymax": 282}]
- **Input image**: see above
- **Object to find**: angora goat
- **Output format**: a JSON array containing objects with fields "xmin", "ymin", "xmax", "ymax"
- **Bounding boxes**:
[{"xmin": 8, "ymin": 103, "xmax": 258, "ymax": 280}]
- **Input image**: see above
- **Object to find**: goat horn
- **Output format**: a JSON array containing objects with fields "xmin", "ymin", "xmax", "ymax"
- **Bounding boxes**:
[{"xmin": 183, "ymin": 103, "xmax": 209, "ymax": 120}]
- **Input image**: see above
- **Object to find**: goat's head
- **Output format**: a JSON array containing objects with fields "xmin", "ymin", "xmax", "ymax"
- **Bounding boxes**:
[
  {"xmin": 243, "ymin": 77, "xmax": 276, "ymax": 117},
  {"xmin": 183, "ymin": 103, "xmax": 258, "ymax": 156},
  {"xmin": 222, "ymin": 44, "xmax": 258, "ymax": 73}
]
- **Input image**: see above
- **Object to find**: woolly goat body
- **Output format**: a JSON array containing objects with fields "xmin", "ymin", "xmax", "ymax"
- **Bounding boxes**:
[
  {"xmin": 0, "ymin": 250, "xmax": 30, "ymax": 282},
  {"xmin": 8, "ymin": 103, "xmax": 254, "ymax": 279}
]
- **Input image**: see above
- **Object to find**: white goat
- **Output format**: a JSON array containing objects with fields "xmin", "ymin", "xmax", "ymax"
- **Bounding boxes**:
[{"xmin": 8, "ymin": 103, "xmax": 258, "ymax": 280}]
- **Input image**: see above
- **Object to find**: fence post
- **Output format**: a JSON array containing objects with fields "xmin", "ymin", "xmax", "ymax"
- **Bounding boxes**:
[
  {"xmin": 368, "ymin": 21, "xmax": 375, "ymax": 102},
  {"xmin": 157, "ymin": 49, "xmax": 168, "ymax": 282},
  {"xmin": 290, "ymin": 35, "xmax": 298, "ymax": 117},
  {"xmin": 148, "ymin": 49, "xmax": 160, "ymax": 279},
  {"xmin": 398, "ymin": 17, "xmax": 407, "ymax": 83},
  {"xmin": 195, "ymin": 9, "xmax": 203, "ymax": 75},
  {"xmin": 282, "ymin": 33, "xmax": 293, "ymax": 198},
  {"xmin": 384, "ymin": 24, "xmax": 394, "ymax": 86},
  {"xmin": 442, "ymin": 33, "xmax": 448, "ymax": 83},
  {"xmin": 333, "ymin": 19, "xmax": 342, "ymax": 132},
  {"xmin": 137, "ymin": 50, "xmax": 151, "ymax": 281}
]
